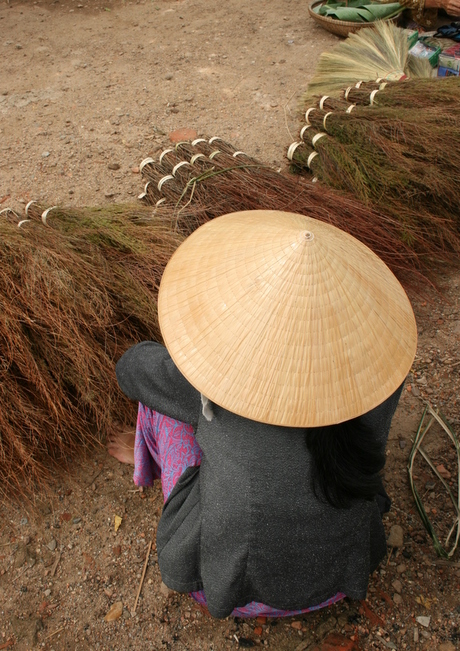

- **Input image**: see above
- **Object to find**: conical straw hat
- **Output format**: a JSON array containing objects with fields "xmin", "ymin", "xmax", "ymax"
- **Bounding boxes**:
[{"xmin": 158, "ymin": 210, "xmax": 417, "ymax": 427}]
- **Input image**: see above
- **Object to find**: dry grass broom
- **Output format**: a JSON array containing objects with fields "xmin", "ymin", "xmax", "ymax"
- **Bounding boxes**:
[
  {"xmin": 137, "ymin": 135, "xmax": 449, "ymax": 282},
  {"xmin": 288, "ymin": 79, "xmax": 460, "ymax": 256},
  {"xmin": 0, "ymin": 203, "xmax": 191, "ymax": 499},
  {"xmin": 303, "ymin": 21, "xmax": 433, "ymax": 101},
  {"xmin": 0, "ymin": 133, "xmax": 451, "ymax": 499}
]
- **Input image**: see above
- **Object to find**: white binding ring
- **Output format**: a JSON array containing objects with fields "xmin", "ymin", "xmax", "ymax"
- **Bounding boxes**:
[
  {"xmin": 158, "ymin": 175, "xmax": 174, "ymax": 191},
  {"xmin": 346, "ymin": 104, "xmax": 356, "ymax": 114},
  {"xmin": 378, "ymin": 82, "xmax": 388, "ymax": 91},
  {"xmin": 369, "ymin": 89, "xmax": 380, "ymax": 105},
  {"xmin": 41, "ymin": 206, "xmax": 57, "ymax": 225},
  {"xmin": 307, "ymin": 152, "xmax": 318, "ymax": 168},
  {"xmin": 192, "ymin": 138, "xmax": 207, "ymax": 146},
  {"xmin": 144, "ymin": 181, "xmax": 151, "ymax": 192},
  {"xmin": 232, "ymin": 151, "xmax": 247, "ymax": 158},
  {"xmin": 18, "ymin": 220, "xmax": 31, "ymax": 228},
  {"xmin": 172, "ymin": 161, "xmax": 191, "ymax": 176},
  {"xmin": 344, "ymin": 86, "xmax": 352, "ymax": 100},
  {"xmin": 139, "ymin": 157, "xmax": 155, "ymax": 173},
  {"xmin": 287, "ymin": 142, "xmax": 303, "ymax": 160},
  {"xmin": 319, "ymin": 95, "xmax": 329, "ymax": 110},
  {"xmin": 355, "ymin": 81, "xmax": 363, "ymax": 88},
  {"xmin": 209, "ymin": 150, "xmax": 222, "ymax": 160},
  {"xmin": 208, "ymin": 136, "xmax": 223, "ymax": 144},
  {"xmin": 159, "ymin": 148, "xmax": 174, "ymax": 164},
  {"xmin": 311, "ymin": 133, "xmax": 326, "ymax": 147},
  {"xmin": 190, "ymin": 153, "xmax": 205, "ymax": 165},
  {"xmin": 138, "ymin": 192, "xmax": 147, "ymax": 200},
  {"xmin": 300, "ymin": 125, "xmax": 311, "ymax": 140},
  {"xmin": 156, "ymin": 198, "xmax": 166, "ymax": 207},
  {"xmin": 25, "ymin": 200, "xmax": 37, "ymax": 217},
  {"xmin": 323, "ymin": 112, "xmax": 333, "ymax": 130},
  {"xmin": 305, "ymin": 107, "xmax": 316, "ymax": 124}
]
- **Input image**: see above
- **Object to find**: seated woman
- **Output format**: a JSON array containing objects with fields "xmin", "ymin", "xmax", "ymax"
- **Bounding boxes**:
[{"xmin": 109, "ymin": 210, "xmax": 417, "ymax": 619}]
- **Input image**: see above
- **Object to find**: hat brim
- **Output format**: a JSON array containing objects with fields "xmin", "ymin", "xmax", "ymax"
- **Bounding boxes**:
[{"xmin": 159, "ymin": 210, "xmax": 417, "ymax": 427}]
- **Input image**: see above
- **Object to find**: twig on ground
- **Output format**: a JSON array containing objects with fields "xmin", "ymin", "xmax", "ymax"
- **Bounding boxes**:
[
  {"xmin": 132, "ymin": 540, "xmax": 152, "ymax": 615},
  {"xmin": 43, "ymin": 627, "xmax": 65, "ymax": 641},
  {"xmin": 50, "ymin": 551, "xmax": 61, "ymax": 577}
]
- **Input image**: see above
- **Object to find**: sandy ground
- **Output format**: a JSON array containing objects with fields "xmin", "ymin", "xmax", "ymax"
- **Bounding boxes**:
[{"xmin": 1, "ymin": 1, "xmax": 460, "ymax": 650}]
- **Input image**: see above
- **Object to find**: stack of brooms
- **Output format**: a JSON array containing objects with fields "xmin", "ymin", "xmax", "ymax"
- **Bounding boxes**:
[
  {"xmin": 287, "ymin": 23, "xmax": 460, "ymax": 257},
  {"xmin": 1, "ymin": 151, "xmax": 437, "ymax": 498}
]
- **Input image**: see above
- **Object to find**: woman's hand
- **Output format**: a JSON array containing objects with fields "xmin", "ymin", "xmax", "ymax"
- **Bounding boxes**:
[
  {"xmin": 441, "ymin": 0, "xmax": 460, "ymax": 13},
  {"xmin": 425, "ymin": 0, "xmax": 460, "ymax": 14}
]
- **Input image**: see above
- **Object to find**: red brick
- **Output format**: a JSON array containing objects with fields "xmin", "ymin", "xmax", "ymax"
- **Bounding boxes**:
[{"xmin": 169, "ymin": 128, "xmax": 198, "ymax": 143}]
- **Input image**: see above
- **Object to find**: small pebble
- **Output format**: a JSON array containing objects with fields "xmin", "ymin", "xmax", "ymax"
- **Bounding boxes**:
[
  {"xmin": 104, "ymin": 601, "xmax": 123, "ymax": 622},
  {"xmin": 42, "ymin": 151, "xmax": 50, "ymax": 157},
  {"xmin": 160, "ymin": 581, "xmax": 173, "ymax": 597},
  {"xmin": 439, "ymin": 642, "xmax": 456, "ymax": 651},
  {"xmin": 108, "ymin": 163, "xmax": 120, "ymax": 170},
  {"xmin": 392, "ymin": 579, "xmax": 402, "ymax": 593},
  {"xmin": 47, "ymin": 539, "xmax": 57, "ymax": 551},
  {"xmin": 416, "ymin": 616, "xmax": 430, "ymax": 628},
  {"xmin": 387, "ymin": 525, "xmax": 404, "ymax": 548},
  {"xmin": 396, "ymin": 563, "xmax": 406, "ymax": 574},
  {"xmin": 399, "ymin": 439, "xmax": 406, "ymax": 449},
  {"xmin": 44, "ymin": 589, "xmax": 51, "ymax": 597},
  {"xmin": 165, "ymin": 73, "xmax": 173, "ymax": 80},
  {"xmin": 393, "ymin": 593, "xmax": 403, "ymax": 605},
  {"xmin": 20, "ymin": 517, "xmax": 28, "ymax": 526}
]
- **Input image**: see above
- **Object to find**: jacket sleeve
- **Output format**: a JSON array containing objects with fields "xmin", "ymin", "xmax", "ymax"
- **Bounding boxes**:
[{"xmin": 116, "ymin": 341, "xmax": 201, "ymax": 428}]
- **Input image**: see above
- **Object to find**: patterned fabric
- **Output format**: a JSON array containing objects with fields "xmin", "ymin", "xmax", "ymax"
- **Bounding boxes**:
[
  {"xmin": 133, "ymin": 403, "xmax": 201, "ymax": 501},
  {"xmin": 383, "ymin": 0, "xmax": 437, "ymax": 27},
  {"xmin": 190, "ymin": 590, "xmax": 345, "ymax": 618},
  {"xmin": 133, "ymin": 402, "xmax": 345, "ymax": 618}
]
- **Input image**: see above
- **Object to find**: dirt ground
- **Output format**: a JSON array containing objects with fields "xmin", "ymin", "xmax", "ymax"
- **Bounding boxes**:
[{"xmin": 1, "ymin": 0, "xmax": 460, "ymax": 650}]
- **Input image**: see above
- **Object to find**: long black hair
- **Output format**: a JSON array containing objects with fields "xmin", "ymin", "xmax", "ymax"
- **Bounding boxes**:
[{"xmin": 305, "ymin": 418, "xmax": 386, "ymax": 509}]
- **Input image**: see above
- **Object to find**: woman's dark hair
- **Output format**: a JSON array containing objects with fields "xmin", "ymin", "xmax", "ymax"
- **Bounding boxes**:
[{"xmin": 305, "ymin": 418, "xmax": 386, "ymax": 509}]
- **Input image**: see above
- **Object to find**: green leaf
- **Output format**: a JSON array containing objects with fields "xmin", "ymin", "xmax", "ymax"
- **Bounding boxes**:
[
  {"xmin": 316, "ymin": 0, "xmax": 402, "ymax": 21},
  {"xmin": 365, "ymin": 2, "xmax": 402, "ymax": 18}
]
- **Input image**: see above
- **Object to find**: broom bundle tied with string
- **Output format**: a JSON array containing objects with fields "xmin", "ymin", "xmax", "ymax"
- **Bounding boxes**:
[
  {"xmin": 139, "ymin": 134, "xmax": 458, "ymax": 269},
  {"xmin": 0, "ymin": 131, "xmax": 452, "ymax": 498},
  {"xmin": 290, "ymin": 74, "xmax": 460, "ymax": 255},
  {"xmin": 0, "ymin": 203, "xmax": 192, "ymax": 498}
]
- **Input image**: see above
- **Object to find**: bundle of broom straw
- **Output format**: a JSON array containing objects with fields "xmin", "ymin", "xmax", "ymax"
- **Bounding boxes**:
[
  {"xmin": 0, "ymin": 203, "xmax": 191, "ymax": 498},
  {"xmin": 303, "ymin": 21, "xmax": 433, "ymax": 101},
  {"xmin": 138, "ymin": 135, "xmax": 455, "ymax": 270},
  {"xmin": 287, "ymin": 77, "xmax": 460, "ymax": 256},
  {"xmin": 0, "ymin": 134, "xmax": 450, "ymax": 498}
]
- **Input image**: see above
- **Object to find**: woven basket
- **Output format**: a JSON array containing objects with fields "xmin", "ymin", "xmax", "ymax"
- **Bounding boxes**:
[{"xmin": 308, "ymin": 0, "xmax": 402, "ymax": 37}]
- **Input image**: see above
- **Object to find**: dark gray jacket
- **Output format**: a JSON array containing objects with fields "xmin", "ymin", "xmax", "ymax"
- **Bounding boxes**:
[{"xmin": 116, "ymin": 341, "xmax": 401, "ymax": 618}]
